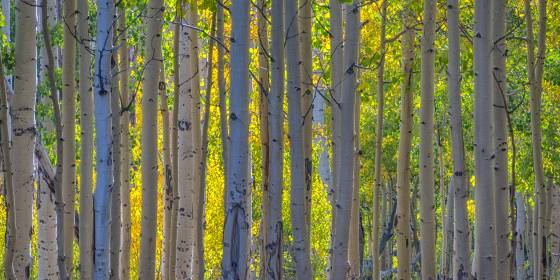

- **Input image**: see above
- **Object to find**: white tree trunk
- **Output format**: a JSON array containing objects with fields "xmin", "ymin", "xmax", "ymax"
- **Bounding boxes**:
[
  {"xmin": 396, "ymin": 3, "xmax": 415, "ymax": 279},
  {"xmin": 222, "ymin": 1, "xmax": 251, "ymax": 279},
  {"xmin": 138, "ymin": 0, "xmax": 163, "ymax": 276},
  {"xmin": 515, "ymin": 193, "xmax": 526, "ymax": 279},
  {"xmin": 419, "ymin": 0, "xmax": 436, "ymax": 278},
  {"xmin": 330, "ymin": 3, "xmax": 359, "ymax": 279},
  {"xmin": 37, "ymin": 176, "xmax": 59, "ymax": 279},
  {"xmin": 264, "ymin": 0, "xmax": 284, "ymax": 278},
  {"xmin": 12, "ymin": 0, "xmax": 37, "ymax": 276},
  {"xmin": 474, "ymin": 0, "xmax": 497, "ymax": 277},
  {"xmin": 93, "ymin": 0, "xmax": 114, "ymax": 276}
]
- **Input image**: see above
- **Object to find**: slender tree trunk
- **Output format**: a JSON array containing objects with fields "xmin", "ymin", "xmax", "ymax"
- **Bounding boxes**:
[
  {"xmin": 285, "ymin": 0, "xmax": 312, "ymax": 278},
  {"xmin": 551, "ymin": 186, "xmax": 560, "ymax": 269},
  {"xmin": 264, "ymin": 0, "xmax": 284, "ymax": 278},
  {"xmin": 78, "ymin": 0, "xmax": 93, "ymax": 277},
  {"xmin": 61, "ymin": 0, "xmax": 77, "ymax": 274},
  {"xmin": 492, "ymin": 0, "xmax": 510, "ymax": 278},
  {"xmin": 474, "ymin": 0, "xmax": 497, "ymax": 277},
  {"xmin": 12, "ymin": 0, "xmax": 37, "ymax": 276},
  {"xmin": 161, "ymin": 57, "xmax": 173, "ymax": 280},
  {"xmin": 525, "ymin": 0, "xmax": 547, "ymax": 278},
  {"xmin": 217, "ymin": 0, "xmax": 228, "ymax": 209},
  {"xmin": 0, "ymin": 46, "xmax": 16, "ymax": 280},
  {"xmin": 395, "ymin": 3, "xmax": 415, "ymax": 279},
  {"xmin": 138, "ymin": 0, "xmax": 163, "ymax": 276},
  {"xmin": 93, "ymin": 0, "xmax": 115, "ymax": 276},
  {"xmin": 41, "ymin": 1, "xmax": 68, "ymax": 277},
  {"xmin": 447, "ymin": 0, "xmax": 470, "ymax": 278},
  {"xmin": 348, "ymin": 88, "xmax": 361, "ymax": 279},
  {"xmin": 330, "ymin": 3, "xmax": 359, "ymax": 279},
  {"xmin": 196, "ymin": 14, "xmax": 216, "ymax": 279},
  {"xmin": 371, "ymin": 2, "xmax": 386, "ymax": 278},
  {"xmin": 327, "ymin": 2, "xmax": 342, "ymax": 275},
  {"xmin": 175, "ymin": 4, "xmax": 196, "ymax": 277},
  {"xmin": 118, "ymin": 11, "xmax": 132, "ymax": 280},
  {"xmin": 419, "ymin": 0, "xmax": 436, "ymax": 278},
  {"xmin": 443, "ymin": 179, "xmax": 455, "ymax": 279},
  {"xmin": 256, "ymin": 0, "xmax": 270, "ymax": 276},
  {"xmin": 222, "ymin": 1, "xmax": 251, "ymax": 278},
  {"xmin": 109, "ymin": 27, "xmax": 122, "ymax": 280},
  {"xmin": 515, "ymin": 194, "xmax": 526, "ymax": 279},
  {"xmin": 300, "ymin": 0, "xmax": 313, "ymax": 244}
]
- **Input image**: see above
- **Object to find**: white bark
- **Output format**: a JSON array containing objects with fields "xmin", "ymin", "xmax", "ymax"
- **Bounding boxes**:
[
  {"xmin": 419, "ymin": 0, "xmax": 436, "ymax": 278},
  {"xmin": 222, "ymin": 1, "xmax": 251, "ymax": 279},
  {"xmin": 93, "ymin": 0, "xmax": 114, "ymax": 276},
  {"xmin": 138, "ymin": 0, "xmax": 163, "ymax": 276},
  {"xmin": 515, "ymin": 193, "xmax": 526, "ymax": 280},
  {"xmin": 12, "ymin": 0, "xmax": 37, "ymax": 276},
  {"xmin": 77, "ymin": 0, "xmax": 93, "ymax": 277},
  {"xmin": 330, "ymin": 3, "xmax": 359, "ymax": 279},
  {"xmin": 474, "ymin": 0, "xmax": 497, "ymax": 277},
  {"xmin": 37, "ymin": 176, "xmax": 59, "ymax": 279},
  {"xmin": 264, "ymin": 0, "xmax": 284, "ymax": 278}
]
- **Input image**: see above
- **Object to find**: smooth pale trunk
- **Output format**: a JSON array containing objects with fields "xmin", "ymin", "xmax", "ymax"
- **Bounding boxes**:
[
  {"xmin": 222, "ymin": 1, "xmax": 251, "ymax": 279},
  {"xmin": 217, "ymin": 0, "xmax": 228, "ymax": 209},
  {"xmin": 285, "ymin": 0, "xmax": 312, "ymax": 278},
  {"xmin": 330, "ymin": 3, "xmax": 359, "ymax": 279},
  {"xmin": 348, "ymin": 89, "xmax": 361, "ymax": 278},
  {"xmin": 515, "ymin": 193, "xmax": 526, "ymax": 279},
  {"xmin": 161, "ymin": 64, "xmax": 173, "ymax": 280},
  {"xmin": 38, "ymin": 177, "xmax": 60, "ymax": 279},
  {"xmin": 118, "ymin": 12, "xmax": 132, "ymax": 280},
  {"xmin": 12, "ymin": 0, "xmax": 37, "ymax": 276},
  {"xmin": 138, "ymin": 0, "xmax": 163, "ymax": 276},
  {"xmin": 78, "ymin": 0, "xmax": 93, "ymax": 277},
  {"xmin": 551, "ymin": 186, "xmax": 560, "ymax": 268},
  {"xmin": 61, "ymin": 0, "xmax": 77, "ymax": 273},
  {"xmin": 492, "ymin": 0, "xmax": 510, "ymax": 277},
  {"xmin": 419, "ymin": 0, "xmax": 436, "ymax": 278},
  {"xmin": 264, "ymin": 0, "xmax": 285, "ymax": 278},
  {"xmin": 447, "ymin": 0, "xmax": 470, "ymax": 277},
  {"xmin": 474, "ymin": 0, "xmax": 497, "ymax": 277},
  {"xmin": 93, "ymin": 0, "xmax": 114, "ymax": 276}
]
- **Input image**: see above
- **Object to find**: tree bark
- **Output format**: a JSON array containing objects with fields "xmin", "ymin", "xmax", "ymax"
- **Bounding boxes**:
[
  {"xmin": 330, "ymin": 3, "xmax": 359, "ymax": 279},
  {"xmin": 492, "ymin": 0, "xmax": 510, "ymax": 277},
  {"xmin": 396, "ymin": 3, "xmax": 415, "ymax": 279},
  {"xmin": 93, "ymin": 0, "xmax": 114, "ymax": 276},
  {"xmin": 419, "ymin": 0, "xmax": 437, "ymax": 278},
  {"xmin": 118, "ymin": 11, "xmax": 132, "ymax": 280},
  {"xmin": 217, "ymin": 0, "xmax": 228, "ymax": 210},
  {"xmin": 264, "ymin": 0, "xmax": 285, "ymax": 278},
  {"xmin": 12, "ymin": 0, "xmax": 37, "ymax": 276},
  {"xmin": 221, "ymin": 1, "xmax": 251, "ymax": 279},
  {"xmin": 61, "ymin": 0, "xmax": 77, "ymax": 273},
  {"xmin": 138, "ymin": 0, "xmax": 163, "ymax": 276},
  {"xmin": 348, "ymin": 85, "xmax": 361, "ymax": 278},
  {"xmin": 515, "ymin": 193, "xmax": 526, "ymax": 279},
  {"xmin": 285, "ymin": 0, "xmax": 312, "ymax": 278},
  {"xmin": 473, "ymin": 0, "xmax": 497, "ymax": 277},
  {"xmin": 37, "ymin": 169, "xmax": 60, "ymax": 279},
  {"xmin": 78, "ymin": 0, "xmax": 93, "ymax": 276}
]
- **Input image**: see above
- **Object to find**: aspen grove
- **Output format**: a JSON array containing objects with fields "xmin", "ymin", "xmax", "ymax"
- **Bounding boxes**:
[{"xmin": 2, "ymin": 0, "xmax": 560, "ymax": 279}]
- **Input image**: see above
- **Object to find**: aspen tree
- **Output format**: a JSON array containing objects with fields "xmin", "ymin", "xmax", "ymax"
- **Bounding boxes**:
[
  {"xmin": 0, "ymin": 44, "xmax": 15, "ymax": 279},
  {"xmin": 175, "ymin": 1, "xmax": 196, "ymax": 277},
  {"xmin": 300, "ymin": 0, "xmax": 313, "ymax": 240},
  {"xmin": 515, "ymin": 194, "xmax": 526, "ymax": 279},
  {"xmin": 161, "ymin": 60, "xmax": 173, "ymax": 280},
  {"xmin": 222, "ymin": 0, "xmax": 251, "ymax": 278},
  {"xmin": 109, "ymin": 32, "xmax": 122, "ymax": 280},
  {"xmin": 330, "ymin": 2, "xmax": 359, "ymax": 279},
  {"xmin": 348, "ymin": 86, "xmax": 361, "ymax": 278},
  {"xmin": 285, "ymin": 0, "xmax": 312, "ymax": 278},
  {"xmin": 217, "ymin": 0, "xmax": 228, "ymax": 203},
  {"xmin": 473, "ymin": 0, "xmax": 497, "ymax": 277},
  {"xmin": 256, "ymin": 0, "xmax": 270, "ymax": 275},
  {"xmin": 93, "ymin": 0, "xmax": 115, "ymax": 276},
  {"xmin": 371, "ymin": 1, "xmax": 387, "ymax": 277},
  {"xmin": 78, "ymin": 0, "xmax": 93, "ymax": 276},
  {"xmin": 118, "ymin": 10, "xmax": 132, "ymax": 280},
  {"xmin": 492, "ymin": 0, "xmax": 510, "ymax": 277},
  {"xmin": 447, "ymin": 0, "xmax": 470, "ymax": 277},
  {"xmin": 396, "ymin": 2, "xmax": 415, "ymax": 278},
  {"xmin": 264, "ymin": 0, "xmax": 285, "ymax": 278},
  {"xmin": 61, "ymin": 0, "xmax": 77, "ymax": 273},
  {"xmin": 138, "ymin": 0, "xmax": 164, "ymax": 275},
  {"xmin": 419, "ymin": 0, "xmax": 436, "ymax": 278},
  {"xmin": 12, "ymin": 0, "xmax": 37, "ymax": 276},
  {"xmin": 197, "ymin": 16, "xmax": 215, "ymax": 278}
]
